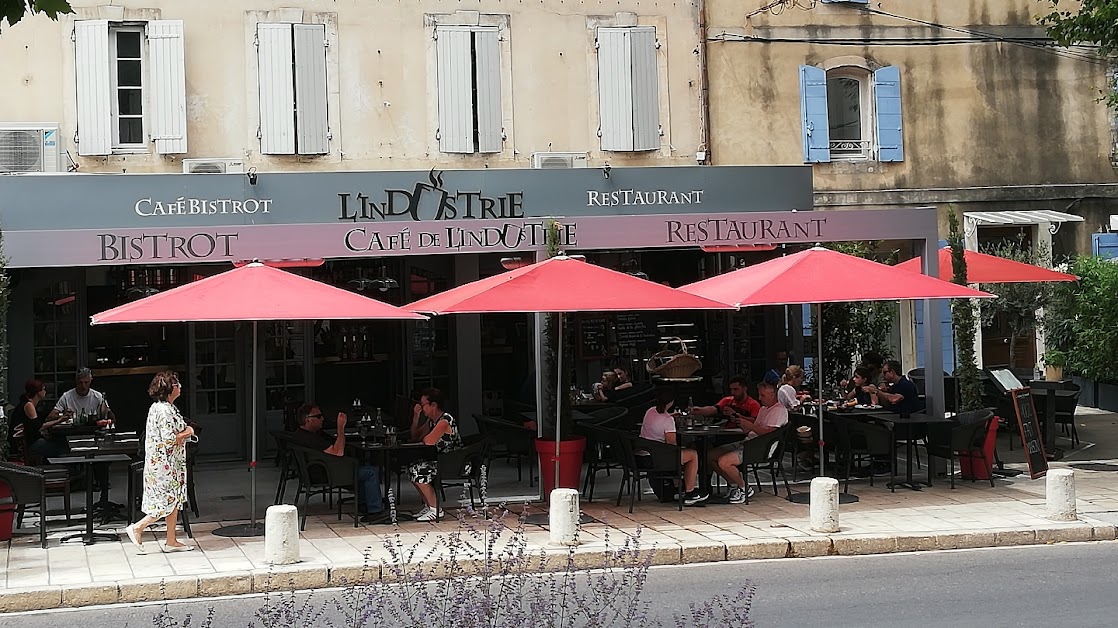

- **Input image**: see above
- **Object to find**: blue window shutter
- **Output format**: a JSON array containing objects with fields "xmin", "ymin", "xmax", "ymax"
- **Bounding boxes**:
[
  {"xmin": 799, "ymin": 65, "xmax": 830, "ymax": 163},
  {"xmin": 1092, "ymin": 233, "xmax": 1118, "ymax": 259},
  {"xmin": 874, "ymin": 65, "xmax": 904, "ymax": 162}
]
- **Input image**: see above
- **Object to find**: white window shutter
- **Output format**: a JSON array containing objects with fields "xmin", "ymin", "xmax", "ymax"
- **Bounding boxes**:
[
  {"xmin": 148, "ymin": 20, "xmax": 188, "ymax": 154},
  {"xmin": 629, "ymin": 26, "xmax": 660, "ymax": 151},
  {"xmin": 474, "ymin": 28, "xmax": 503, "ymax": 154},
  {"xmin": 257, "ymin": 23, "xmax": 296, "ymax": 155},
  {"xmin": 597, "ymin": 27, "xmax": 634, "ymax": 152},
  {"xmin": 293, "ymin": 23, "xmax": 329, "ymax": 155},
  {"xmin": 436, "ymin": 26, "xmax": 474, "ymax": 154},
  {"xmin": 74, "ymin": 20, "xmax": 112, "ymax": 156}
]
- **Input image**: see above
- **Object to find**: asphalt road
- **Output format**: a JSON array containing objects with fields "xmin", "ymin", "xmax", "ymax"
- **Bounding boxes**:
[{"xmin": 4, "ymin": 541, "xmax": 1117, "ymax": 627}]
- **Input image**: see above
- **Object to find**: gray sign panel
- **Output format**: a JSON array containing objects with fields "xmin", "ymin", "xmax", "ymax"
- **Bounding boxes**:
[{"xmin": 0, "ymin": 165, "xmax": 813, "ymax": 231}]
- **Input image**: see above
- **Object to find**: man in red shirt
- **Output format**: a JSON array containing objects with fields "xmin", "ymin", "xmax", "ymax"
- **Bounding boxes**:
[{"xmin": 692, "ymin": 375, "xmax": 761, "ymax": 421}]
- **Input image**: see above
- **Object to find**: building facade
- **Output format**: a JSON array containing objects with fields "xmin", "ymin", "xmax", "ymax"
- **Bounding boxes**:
[{"xmin": 705, "ymin": 0, "xmax": 1118, "ymax": 371}]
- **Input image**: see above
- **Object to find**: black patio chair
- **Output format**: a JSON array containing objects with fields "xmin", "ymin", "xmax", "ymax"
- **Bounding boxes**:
[
  {"xmin": 435, "ymin": 439, "xmax": 491, "ymax": 514},
  {"xmin": 577, "ymin": 422, "xmax": 627, "ymax": 503},
  {"xmin": 289, "ymin": 444, "xmax": 360, "ymax": 530},
  {"xmin": 0, "ymin": 461, "xmax": 49, "ymax": 548},
  {"xmin": 612, "ymin": 429, "xmax": 683, "ymax": 513},
  {"xmin": 474, "ymin": 414, "xmax": 536, "ymax": 486},
  {"xmin": 271, "ymin": 430, "xmax": 300, "ymax": 504},
  {"xmin": 836, "ymin": 416, "xmax": 895, "ymax": 492},
  {"xmin": 735, "ymin": 424, "xmax": 793, "ymax": 501},
  {"xmin": 924, "ymin": 409, "xmax": 996, "ymax": 489}
]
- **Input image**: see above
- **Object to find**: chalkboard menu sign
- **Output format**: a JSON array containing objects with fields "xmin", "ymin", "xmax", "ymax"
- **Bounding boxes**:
[
  {"xmin": 615, "ymin": 312, "xmax": 659, "ymax": 349},
  {"xmin": 578, "ymin": 316, "xmax": 609, "ymax": 359},
  {"xmin": 1012, "ymin": 388, "xmax": 1048, "ymax": 479}
]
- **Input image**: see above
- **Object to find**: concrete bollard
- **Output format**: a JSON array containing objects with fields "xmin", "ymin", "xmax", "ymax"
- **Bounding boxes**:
[
  {"xmin": 809, "ymin": 477, "xmax": 840, "ymax": 533},
  {"xmin": 549, "ymin": 488, "xmax": 581, "ymax": 546},
  {"xmin": 1045, "ymin": 468, "xmax": 1078, "ymax": 521},
  {"xmin": 264, "ymin": 505, "xmax": 301, "ymax": 565}
]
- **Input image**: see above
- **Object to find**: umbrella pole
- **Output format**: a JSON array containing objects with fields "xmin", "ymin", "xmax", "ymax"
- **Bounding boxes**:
[
  {"xmin": 817, "ymin": 303, "xmax": 825, "ymax": 477},
  {"xmin": 554, "ymin": 313, "xmax": 562, "ymax": 493},
  {"xmin": 212, "ymin": 320, "xmax": 265, "ymax": 537},
  {"xmin": 250, "ymin": 319, "xmax": 259, "ymax": 527}
]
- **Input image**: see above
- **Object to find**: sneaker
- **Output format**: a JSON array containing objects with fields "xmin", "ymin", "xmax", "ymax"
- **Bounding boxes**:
[
  {"xmin": 728, "ymin": 487, "xmax": 747, "ymax": 504},
  {"xmin": 797, "ymin": 460, "xmax": 816, "ymax": 473},
  {"xmin": 683, "ymin": 490, "xmax": 710, "ymax": 506},
  {"xmin": 361, "ymin": 511, "xmax": 391, "ymax": 524},
  {"xmin": 870, "ymin": 462, "xmax": 891, "ymax": 476},
  {"xmin": 415, "ymin": 507, "xmax": 443, "ymax": 522}
]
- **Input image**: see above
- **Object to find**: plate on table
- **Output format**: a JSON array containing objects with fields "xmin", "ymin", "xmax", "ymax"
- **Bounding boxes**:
[{"xmin": 854, "ymin": 404, "xmax": 883, "ymax": 410}]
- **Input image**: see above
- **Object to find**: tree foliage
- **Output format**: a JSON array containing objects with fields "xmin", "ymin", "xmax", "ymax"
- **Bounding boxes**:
[
  {"xmin": 977, "ymin": 237, "xmax": 1056, "ymax": 366},
  {"xmin": 0, "ymin": 0, "xmax": 72, "ymax": 31},
  {"xmin": 1044, "ymin": 255, "xmax": 1118, "ymax": 383},
  {"xmin": 815, "ymin": 241, "xmax": 895, "ymax": 397},
  {"xmin": 947, "ymin": 208, "xmax": 984, "ymax": 411},
  {"xmin": 1039, "ymin": 0, "xmax": 1118, "ymax": 106}
]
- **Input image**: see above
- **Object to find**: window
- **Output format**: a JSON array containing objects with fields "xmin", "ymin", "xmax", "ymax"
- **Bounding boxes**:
[
  {"xmin": 435, "ymin": 26, "xmax": 503, "ymax": 154},
  {"xmin": 596, "ymin": 26, "xmax": 660, "ymax": 152},
  {"xmin": 826, "ymin": 71, "xmax": 870, "ymax": 160},
  {"xmin": 111, "ymin": 29, "xmax": 144, "ymax": 147},
  {"xmin": 74, "ymin": 20, "xmax": 187, "ymax": 156},
  {"xmin": 256, "ymin": 22, "xmax": 329, "ymax": 155},
  {"xmin": 798, "ymin": 64, "xmax": 904, "ymax": 163}
]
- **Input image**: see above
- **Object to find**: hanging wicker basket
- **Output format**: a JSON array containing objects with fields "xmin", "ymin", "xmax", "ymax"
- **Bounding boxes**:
[{"xmin": 646, "ymin": 337, "xmax": 703, "ymax": 378}]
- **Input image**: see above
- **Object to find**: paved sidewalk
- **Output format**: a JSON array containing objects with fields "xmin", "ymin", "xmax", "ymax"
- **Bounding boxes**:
[{"xmin": 3, "ymin": 455, "xmax": 1118, "ymax": 613}]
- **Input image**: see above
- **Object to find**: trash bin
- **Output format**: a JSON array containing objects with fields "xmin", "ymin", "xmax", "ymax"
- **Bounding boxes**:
[
  {"xmin": 959, "ymin": 415, "xmax": 1000, "ymax": 481},
  {"xmin": 0, "ymin": 480, "xmax": 15, "ymax": 542},
  {"xmin": 535, "ymin": 436, "xmax": 586, "ymax": 502}
]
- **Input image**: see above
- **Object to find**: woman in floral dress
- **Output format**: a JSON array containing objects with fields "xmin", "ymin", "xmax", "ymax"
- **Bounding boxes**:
[{"xmin": 124, "ymin": 371, "xmax": 195, "ymax": 553}]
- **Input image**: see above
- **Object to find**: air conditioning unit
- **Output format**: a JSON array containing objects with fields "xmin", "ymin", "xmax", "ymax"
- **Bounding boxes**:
[
  {"xmin": 182, "ymin": 158, "xmax": 245, "ymax": 174},
  {"xmin": 0, "ymin": 124, "xmax": 61, "ymax": 173},
  {"xmin": 531, "ymin": 152, "xmax": 588, "ymax": 169}
]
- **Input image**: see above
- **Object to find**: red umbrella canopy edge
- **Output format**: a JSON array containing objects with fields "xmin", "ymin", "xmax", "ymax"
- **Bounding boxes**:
[
  {"xmin": 894, "ymin": 247, "xmax": 1077, "ymax": 284},
  {"xmin": 91, "ymin": 262, "xmax": 428, "ymax": 324}
]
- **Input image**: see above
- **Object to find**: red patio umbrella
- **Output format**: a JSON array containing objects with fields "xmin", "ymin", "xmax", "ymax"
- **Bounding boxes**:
[
  {"xmin": 894, "ymin": 247, "xmax": 1077, "ymax": 283},
  {"xmin": 681, "ymin": 246, "xmax": 994, "ymax": 308},
  {"xmin": 681, "ymin": 247, "xmax": 994, "ymax": 483},
  {"xmin": 406, "ymin": 255, "xmax": 734, "ymax": 501},
  {"xmin": 92, "ymin": 262, "xmax": 426, "ymax": 536}
]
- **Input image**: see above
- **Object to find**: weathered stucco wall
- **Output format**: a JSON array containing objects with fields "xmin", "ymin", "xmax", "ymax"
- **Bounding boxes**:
[
  {"xmin": 0, "ymin": 0, "xmax": 704, "ymax": 173},
  {"xmin": 706, "ymin": 0, "xmax": 1117, "ymax": 190}
]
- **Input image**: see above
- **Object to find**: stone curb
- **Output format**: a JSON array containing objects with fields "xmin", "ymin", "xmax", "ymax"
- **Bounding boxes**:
[{"xmin": 1, "ymin": 522, "xmax": 1112, "ymax": 614}]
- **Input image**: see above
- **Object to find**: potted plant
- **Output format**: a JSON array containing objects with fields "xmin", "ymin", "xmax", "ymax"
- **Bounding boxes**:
[{"xmin": 1042, "ymin": 349, "xmax": 1067, "ymax": 382}]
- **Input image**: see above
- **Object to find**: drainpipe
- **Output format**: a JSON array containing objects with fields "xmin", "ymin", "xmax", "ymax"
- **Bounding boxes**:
[{"xmin": 696, "ymin": 0, "xmax": 712, "ymax": 165}]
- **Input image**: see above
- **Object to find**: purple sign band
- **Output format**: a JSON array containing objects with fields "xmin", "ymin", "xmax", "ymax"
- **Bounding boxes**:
[{"xmin": 4, "ymin": 209, "xmax": 937, "ymax": 268}]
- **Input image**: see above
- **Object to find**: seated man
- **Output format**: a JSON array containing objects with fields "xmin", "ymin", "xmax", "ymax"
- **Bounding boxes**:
[
  {"xmin": 291, "ymin": 404, "xmax": 387, "ymax": 524},
  {"xmin": 867, "ymin": 360, "xmax": 923, "ymax": 416},
  {"xmin": 407, "ymin": 388, "xmax": 463, "ymax": 522},
  {"xmin": 691, "ymin": 375, "xmax": 762, "ymax": 422},
  {"xmin": 639, "ymin": 390, "xmax": 708, "ymax": 506},
  {"xmin": 708, "ymin": 380, "xmax": 789, "ymax": 504}
]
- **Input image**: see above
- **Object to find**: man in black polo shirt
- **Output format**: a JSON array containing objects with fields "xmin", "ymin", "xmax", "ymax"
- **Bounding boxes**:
[
  {"xmin": 869, "ymin": 360, "xmax": 923, "ymax": 416},
  {"xmin": 290, "ymin": 403, "xmax": 387, "ymax": 523}
]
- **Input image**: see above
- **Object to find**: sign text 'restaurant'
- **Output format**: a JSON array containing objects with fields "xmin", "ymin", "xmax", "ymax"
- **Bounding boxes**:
[{"xmin": 666, "ymin": 217, "xmax": 827, "ymax": 244}]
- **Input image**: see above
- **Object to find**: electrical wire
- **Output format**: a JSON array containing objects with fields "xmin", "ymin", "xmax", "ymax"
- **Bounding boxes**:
[
  {"xmin": 746, "ymin": 0, "xmax": 818, "ymax": 20},
  {"xmin": 864, "ymin": 7, "xmax": 1108, "ymax": 66}
]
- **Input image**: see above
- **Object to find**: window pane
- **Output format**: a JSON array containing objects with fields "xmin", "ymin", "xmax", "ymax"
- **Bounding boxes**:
[
  {"xmin": 826, "ymin": 77, "xmax": 861, "ymax": 141},
  {"xmin": 117, "ymin": 60, "xmax": 142, "ymax": 87},
  {"xmin": 116, "ymin": 31, "xmax": 142, "ymax": 58},
  {"xmin": 118, "ymin": 89, "xmax": 142, "ymax": 115},
  {"xmin": 119, "ymin": 118, "xmax": 143, "ymax": 144}
]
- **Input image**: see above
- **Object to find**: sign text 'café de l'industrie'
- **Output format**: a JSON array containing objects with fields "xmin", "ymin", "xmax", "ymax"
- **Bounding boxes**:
[{"xmin": 0, "ymin": 164, "xmax": 927, "ymax": 268}]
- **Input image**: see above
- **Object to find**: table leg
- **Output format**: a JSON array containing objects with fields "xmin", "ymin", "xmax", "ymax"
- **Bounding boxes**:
[{"xmin": 60, "ymin": 462, "xmax": 118, "ymax": 545}]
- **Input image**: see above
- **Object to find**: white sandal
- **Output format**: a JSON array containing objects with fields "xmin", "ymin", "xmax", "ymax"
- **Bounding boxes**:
[
  {"xmin": 163, "ymin": 543, "xmax": 195, "ymax": 553},
  {"xmin": 125, "ymin": 524, "xmax": 145, "ymax": 553}
]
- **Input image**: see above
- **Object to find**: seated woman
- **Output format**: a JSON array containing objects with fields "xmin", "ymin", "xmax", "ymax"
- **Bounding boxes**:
[
  {"xmin": 777, "ymin": 365, "xmax": 810, "ymax": 411},
  {"xmin": 407, "ymin": 388, "xmax": 462, "ymax": 522},
  {"xmin": 11, "ymin": 378, "xmax": 69, "ymax": 460},
  {"xmin": 843, "ymin": 367, "xmax": 879, "ymax": 406},
  {"xmin": 639, "ymin": 390, "xmax": 708, "ymax": 506}
]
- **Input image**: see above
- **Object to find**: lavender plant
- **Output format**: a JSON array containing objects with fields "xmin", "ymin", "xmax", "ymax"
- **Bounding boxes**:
[{"xmin": 152, "ymin": 467, "xmax": 755, "ymax": 627}]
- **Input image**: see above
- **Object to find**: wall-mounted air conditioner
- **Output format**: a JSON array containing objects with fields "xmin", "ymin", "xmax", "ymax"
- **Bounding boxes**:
[
  {"xmin": 531, "ymin": 152, "xmax": 588, "ymax": 169},
  {"xmin": 0, "ymin": 124, "xmax": 61, "ymax": 173},
  {"xmin": 182, "ymin": 158, "xmax": 245, "ymax": 174}
]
